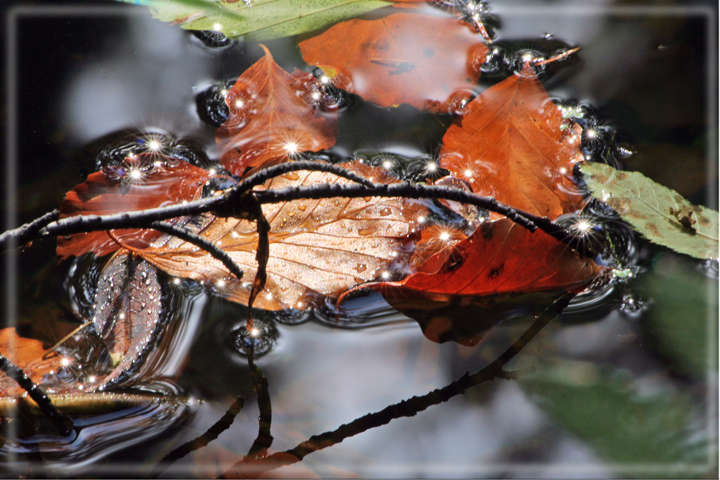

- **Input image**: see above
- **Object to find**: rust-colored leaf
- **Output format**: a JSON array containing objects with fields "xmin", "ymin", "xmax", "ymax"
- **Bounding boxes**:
[
  {"xmin": 217, "ymin": 45, "xmax": 338, "ymax": 176},
  {"xmin": 57, "ymin": 153, "xmax": 212, "ymax": 260},
  {"xmin": 137, "ymin": 163, "xmax": 426, "ymax": 311},
  {"xmin": 299, "ymin": 10, "xmax": 488, "ymax": 112},
  {"xmin": 0, "ymin": 328, "xmax": 62, "ymax": 397},
  {"xmin": 440, "ymin": 63, "xmax": 586, "ymax": 220},
  {"xmin": 378, "ymin": 63, "xmax": 603, "ymax": 340}
]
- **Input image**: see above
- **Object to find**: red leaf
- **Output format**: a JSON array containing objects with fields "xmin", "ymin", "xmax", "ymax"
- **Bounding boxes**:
[
  {"xmin": 57, "ymin": 153, "xmax": 212, "ymax": 260},
  {"xmin": 217, "ymin": 45, "xmax": 338, "ymax": 176},
  {"xmin": 440, "ymin": 63, "xmax": 586, "ymax": 219},
  {"xmin": 299, "ymin": 10, "xmax": 488, "ymax": 112}
]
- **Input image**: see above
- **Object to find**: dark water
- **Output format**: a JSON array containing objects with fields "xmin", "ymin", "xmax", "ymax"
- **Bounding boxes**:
[{"xmin": 0, "ymin": 0, "xmax": 717, "ymax": 477}]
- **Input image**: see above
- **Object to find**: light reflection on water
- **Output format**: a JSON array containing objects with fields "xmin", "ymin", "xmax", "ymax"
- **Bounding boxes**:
[{"xmin": 3, "ymin": 1, "xmax": 717, "ymax": 478}]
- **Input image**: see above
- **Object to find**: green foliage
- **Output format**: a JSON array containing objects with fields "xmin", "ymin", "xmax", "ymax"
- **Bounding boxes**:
[
  {"xmin": 580, "ymin": 162, "xmax": 719, "ymax": 260},
  {"xmin": 123, "ymin": 0, "xmax": 392, "ymax": 41},
  {"xmin": 522, "ymin": 362, "xmax": 713, "ymax": 478},
  {"xmin": 638, "ymin": 253, "xmax": 718, "ymax": 377}
]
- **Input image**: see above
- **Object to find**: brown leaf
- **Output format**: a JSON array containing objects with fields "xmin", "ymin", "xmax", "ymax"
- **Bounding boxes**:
[
  {"xmin": 0, "ymin": 328, "xmax": 62, "ymax": 397},
  {"xmin": 138, "ymin": 163, "xmax": 427, "ymax": 311},
  {"xmin": 299, "ymin": 10, "xmax": 488, "ymax": 112},
  {"xmin": 440, "ymin": 62, "xmax": 586, "ymax": 220},
  {"xmin": 217, "ymin": 45, "xmax": 338, "ymax": 176},
  {"xmin": 57, "ymin": 153, "xmax": 212, "ymax": 260}
]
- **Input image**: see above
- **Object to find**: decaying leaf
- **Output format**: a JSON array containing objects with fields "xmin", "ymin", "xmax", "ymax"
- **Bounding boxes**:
[
  {"xmin": 91, "ymin": 254, "xmax": 165, "ymax": 388},
  {"xmin": 581, "ymin": 162, "xmax": 719, "ymax": 260},
  {"xmin": 299, "ymin": 9, "xmax": 488, "ymax": 112},
  {"xmin": 440, "ymin": 62, "xmax": 586, "ymax": 219},
  {"xmin": 135, "ymin": 0, "xmax": 393, "ymax": 42},
  {"xmin": 0, "ymin": 328, "xmax": 62, "ymax": 397},
  {"xmin": 138, "ymin": 163, "xmax": 427, "ymax": 310},
  {"xmin": 58, "ymin": 153, "xmax": 212, "ymax": 260},
  {"xmin": 217, "ymin": 46, "xmax": 338, "ymax": 175}
]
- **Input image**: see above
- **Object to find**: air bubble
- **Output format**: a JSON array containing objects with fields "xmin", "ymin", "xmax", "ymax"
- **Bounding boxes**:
[{"xmin": 226, "ymin": 319, "xmax": 279, "ymax": 357}]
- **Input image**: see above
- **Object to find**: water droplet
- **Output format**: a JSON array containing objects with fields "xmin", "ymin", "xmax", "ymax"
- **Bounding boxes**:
[{"xmin": 226, "ymin": 320, "xmax": 279, "ymax": 358}]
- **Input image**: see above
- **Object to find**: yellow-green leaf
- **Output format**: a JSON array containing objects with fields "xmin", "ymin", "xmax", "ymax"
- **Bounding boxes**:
[
  {"xmin": 121, "ymin": 0, "xmax": 392, "ymax": 42},
  {"xmin": 580, "ymin": 162, "xmax": 719, "ymax": 260}
]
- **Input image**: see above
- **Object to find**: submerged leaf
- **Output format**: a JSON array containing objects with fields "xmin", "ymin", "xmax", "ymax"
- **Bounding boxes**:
[
  {"xmin": 57, "ymin": 153, "xmax": 212, "ymax": 260},
  {"xmin": 91, "ymin": 254, "xmax": 164, "ymax": 388},
  {"xmin": 299, "ymin": 9, "xmax": 488, "ymax": 112},
  {"xmin": 581, "ymin": 162, "xmax": 719, "ymax": 260},
  {"xmin": 138, "ymin": 0, "xmax": 393, "ymax": 42},
  {"xmin": 139, "ymin": 163, "xmax": 427, "ymax": 310},
  {"xmin": 218, "ymin": 46, "xmax": 338, "ymax": 175}
]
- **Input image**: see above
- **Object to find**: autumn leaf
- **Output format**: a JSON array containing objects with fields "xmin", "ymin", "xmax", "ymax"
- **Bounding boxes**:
[
  {"xmin": 137, "ymin": 163, "xmax": 427, "ymax": 311},
  {"xmin": 58, "ymin": 153, "xmax": 212, "ymax": 260},
  {"xmin": 299, "ymin": 9, "xmax": 488, "ymax": 112},
  {"xmin": 375, "ymin": 63, "xmax": 602, "ymax": 340},
  {"xmin": 0, "ymin": 328, "xmax": 62, "ymax": 397},
  {"xmin": 217, "ymin": 45, "xmax": 338, "ymax": 176},
  {"xmin": 440, "ymin": 62, "xmax": 586, "ymax": 220},
  {"xmin": 581, "ymin": 162, "xmax": 719, "ymax": 260}
]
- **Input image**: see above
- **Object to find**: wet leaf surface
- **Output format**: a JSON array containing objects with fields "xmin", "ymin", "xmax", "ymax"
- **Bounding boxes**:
[
  {"xmin": 57, "ymin": 153, "xmax": 212, "ymax": 260},
  {"xmin": 139, "ymin": 163, "xmax": 427, "ymax": 310},
  {"xmin": 581, "ymin": 162, "xmax": 719, "ymax": 260},
  {"xmin": 299, "ymin": 9, "xmax": 488, "ymax": 112},
  {"xmin": 217, "ymin": 46, "xmax": 338, "ymax": 175}
]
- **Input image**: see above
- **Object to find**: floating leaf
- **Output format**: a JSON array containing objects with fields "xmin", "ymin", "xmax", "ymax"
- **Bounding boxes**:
[
  {"xmin": 299, "ymin": 9, "xmax": 488, "ymax": 112},
  {"xmin": 217, "ymin": 46, "xmax": 338, "ymax": 175},
  {"xmin": 139, "ymin": 163, "xmax": 427, "ymax": 310},
  {"xmin": 58, "ymin": 153, "xmax": 212, "ymax": 260},
  {"xmin": 134, "ymin": 0, "xmax": 393, "ymax": 42},
  {"xmin": 580, "ymin": 162, "xmax": 719, "ymax": 260},
  {"xmin": 440, "ymin": 62, "xmax": 586, "ymax": 219},
  {"xmin": 0, "ymin": 328, "xmax": 62, "ymax": 397},
  {"xmin": 385, "ymin": 219, "xmax": 600, "ymax": 299}
]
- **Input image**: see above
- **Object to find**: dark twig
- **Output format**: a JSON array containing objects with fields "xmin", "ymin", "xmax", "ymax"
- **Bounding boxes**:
[
  {"xmin": 0, "ymin": 209, "xmax": 59, "ymax": 251},
  {"xmin": 245, "ymin": 348, "xmax": 273, "ymax": 459},
  {"xmin": 0, "ymin": 354, "xmax": 74, "ymax": 436},
  {"xmin": 219, "ymin": 294, "xmax": 574, "ymax": 478},
  {"xmin": 233, "ymin": 161, "xmax": 377, "ymax": 194},
  {"xmin": 149, "ymin": 222, "xmax": 244, "ymax": 281},
  {"xmin": 149, "ymin": 396, "xmax": 246, "ymax": 478}
]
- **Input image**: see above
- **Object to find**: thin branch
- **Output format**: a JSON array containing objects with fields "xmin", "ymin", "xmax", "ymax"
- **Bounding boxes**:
[
  {"xmin": 149, "ymin": 222, "xmax": 244, "ymax": 281},
  {"xmin": 0, "ymin": 209, "xmax": 59, "ymax": 251},
  {"xmin": 245, "ymin": 348, "xmax": 273, "ymax": 459},
  {"xmin": 219, "ymin": 293, "xmax": 574, "ymax": 478},
  {"xmin": 150, "ymin": 396, "xmax": 246, "ymax": 478},
  {"xmin": 234, "ymin": 161, "xmax": 377, "ymax": 193},
  {"xmin": 0, "ymin": 354, "xmax": 74, "ymax": 436}
]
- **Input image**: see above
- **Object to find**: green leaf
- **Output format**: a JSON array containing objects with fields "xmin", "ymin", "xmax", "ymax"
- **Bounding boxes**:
[
  {"xmin": 521, "ymin": 362, "xmax": 713, "ymax": 478},
  {"xmin": 580, "ymin": 162, "xmax": 719, "ymax": 260},
  {"xmin": 120, "ymin": 0, "xmax": 393, "ymax": 42}
]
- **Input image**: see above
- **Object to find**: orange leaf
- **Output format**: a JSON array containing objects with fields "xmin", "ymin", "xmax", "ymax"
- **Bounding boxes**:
[
  {"xmin": 299, "ymin": 10, "xmax": 488, "ymax": 112},
  {"xmin": 217, "ymin": 45, "xmax": 338, "ymax": 176},
  {"xmin": 0, "ymin": 328, "xmax": 62, "ymax": 397},
  {"xmin": 137, "ymin": 163, "xmax": 427, "ymax": 311},
  {"xmin": 440, "ymin": 63, "xmax": 586, "ymax": 220},
  {"xmin": 57, "ymin": 153, "xmax": 212, "ymax": 260}
]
